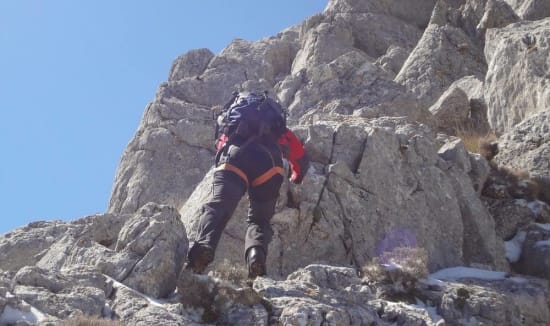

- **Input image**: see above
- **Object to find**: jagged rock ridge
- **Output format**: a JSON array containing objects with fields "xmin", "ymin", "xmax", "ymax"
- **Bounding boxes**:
[{"xmin": 1, "ymin": 0, "xmax": 549, "ymax": 325}]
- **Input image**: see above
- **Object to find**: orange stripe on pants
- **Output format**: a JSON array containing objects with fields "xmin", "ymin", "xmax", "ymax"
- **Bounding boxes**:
[
  {"xmin": 216, "ymin": 163, "xmax": 249, "ymax": 186},
  {"xmin": 251, "ymin": 166, "xmax": 284, "ymax": 187}
]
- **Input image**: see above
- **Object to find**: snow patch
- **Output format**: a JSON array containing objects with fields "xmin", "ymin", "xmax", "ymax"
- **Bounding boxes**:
[
  {"xmin": 536, "ymin": 223, "xmax": 550, "ymax": 232},
  {"xmin": 0, "ymin": 302, "xmax": 46, "ymax": 325},
  {"xmin": 535, "ymin": 240, "xmax": 550, "ymax": 248},
  {"xmin": 430, "ymin": 267, "xmax": 507, "ymax": 281},
  {"xmin": 505, "ymin": 231, "xmax": 526, "ymax": 263},
  {"xmin": 413, "ymin": 299, "xmax": 444, "ymax": 324},
  {"xmin": 527, "ymin": 200, "xmax": 549, "ymax": 217},
  {"xmin": 104, "ymin": 275, "xmax": 168, "ymax": 307}
]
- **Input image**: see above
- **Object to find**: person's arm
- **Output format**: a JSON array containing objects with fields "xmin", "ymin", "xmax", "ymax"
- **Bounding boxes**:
[{"xmin": 278, "ymin": 129, "xmax": 310, "ymax": 184}]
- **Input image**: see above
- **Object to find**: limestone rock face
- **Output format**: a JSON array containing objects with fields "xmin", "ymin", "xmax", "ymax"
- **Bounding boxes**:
[
  {"xmin": 429, "ymin": 86, "xmax": 471, "ymax": 132},
  {"xmin": 494, "ymin": 111, "xmax": 550, "ymax": 178},
  {"xmin": 4, "ymin": 1, "xmax": 550, "ymax": 325},
  {"xmin": 181, "ymin": 118, "xmax": 506, "ymax": 276},
  {"xmin": 115, "ymin": 203, "xmax": 188, "ymax": 298},
  {"xmin": 108, "ymin": 32, "xmax": 301, "ymax": 215},
  {"xmin": 513, "ymin": 224, "xmax": 550, "ymax": 280},
  {"xmin": 0, "ymin": 221, "xmax": 71, "ymax": 272},
  {"xmin": 395, "ymin": 0, "xmax": 490, "ymax": 106},
  {"xmin": 505, "ymin": 0, "xmax": 550, "ymax": 20},
  {"xmin": 484, "ymin": 18, "xmax": 550, "ymax": 134},
  {"xmin": 12, "ymin": 266, "xmax": 111, "ymax": 320},
  {"xmin": 252, "ymin": 264, "xmax": 550, "ymax": 326},
  {"xmin": 324, "ymin": 0, "xmax": 437, "ymax": 28},
  {"xmin": 169, "ymin": 48, "xmax": 214, "ymax": 81}
]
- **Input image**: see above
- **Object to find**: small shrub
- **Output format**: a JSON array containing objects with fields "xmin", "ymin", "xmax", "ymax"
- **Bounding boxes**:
[
  {"xmin": 363, "ymin": 247, "xmax": 429, "ymax": 283},
  {"xmin": 455, "ymin": 126, "xmax": 497, "ymax": 156},
  {"xmin": 59, "ymin": 316, "xmax": 125, "ymax": 326},
  {"xmin": 210, "ymin": 259, "xmax": 248, "ymax": 286},
  {"xmin": 362, "ymin": 247, "xmax": 429, "ymax": 303}
]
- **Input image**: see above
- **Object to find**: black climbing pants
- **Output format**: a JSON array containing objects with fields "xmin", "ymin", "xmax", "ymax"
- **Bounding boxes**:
[{"xmin": 191, "ymin": 139, "xmax": 284, "ymax": 264}]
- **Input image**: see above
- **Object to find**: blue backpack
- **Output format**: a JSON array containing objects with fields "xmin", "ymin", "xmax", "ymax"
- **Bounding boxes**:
[{"xmin": 216, "ymin": 91, "xmax": 287, "ymax": 143}]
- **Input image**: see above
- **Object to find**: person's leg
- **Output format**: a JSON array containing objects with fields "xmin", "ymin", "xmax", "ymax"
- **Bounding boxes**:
[
  {"xmin": 185, "ymin": 170, "xmax": 246, "ymax": 273},
  {"xmin": 245, "ymin": 174, "xmax": 283, "ymax": 277}
]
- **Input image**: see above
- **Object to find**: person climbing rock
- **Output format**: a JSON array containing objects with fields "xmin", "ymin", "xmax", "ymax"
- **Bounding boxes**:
[{"xmin": 181, "ymin": 91, "xmax": 309, "ymax": 279}]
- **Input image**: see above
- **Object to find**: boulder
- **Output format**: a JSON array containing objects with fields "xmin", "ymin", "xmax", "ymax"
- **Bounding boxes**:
[
  {"xmin": 115, "ymin": 203, "xmax": 188, "ymax": 298},
  {"xmin": 0, "ymin": 221, "xmax": 71, "ymax": 272},
  {"xmin": 375, "ymin": 45, "xmax": 411, "ymax": 77},
  {"xmin": 12, "ymin": 266, "xmax": 111, "ymax": 319},
  {"xmin": 484, "ymin": 18, "xmax": 550, "ymax": 134},
  {"xmin": 513, "ymin": 223, "xmax": 550, "ymax": 280},
  {"xmin": 252, "ymin": 264, "xmax": 550, "ymax": 326},
  {"xmin": 505, "ymin": 0, "xmax": 550, "ymax": 20},
  {"xmin": 493, "ymin": 111, "xmax": 550, "ymax": 179},
  {"xmin": 35, "ymin": 203, "xmax": 187, "ymax": 299},
  {"xmin": 168, "ymin": 48, "xmax": 214, "ymax": 81},
  {"xmin": 395, "ymin": 0, "xmax": 488, "ymax": 106},
  {"xmin": 429, "ymin": 86, "xmax": 471, "ymax": 132}
]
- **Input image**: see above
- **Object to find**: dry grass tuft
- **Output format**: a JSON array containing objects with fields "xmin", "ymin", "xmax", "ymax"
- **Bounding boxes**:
[
  {"xmin": 362, "ymin": 247, "xmax": 429, "ymax": 284},
  {"xmin": 210, "ymin": 259, "xmax": 249, "ymax": 286},
  {"xmin": 362, "ymin": 247, "xmax": 429, "ymax": 303},
  {"xmin": 455, "ymin": 126, "xmax": 497, "ymax": 156}
]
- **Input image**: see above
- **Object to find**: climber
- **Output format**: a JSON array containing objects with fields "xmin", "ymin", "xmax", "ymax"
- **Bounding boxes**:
[{"xmin": 180, "ymin": 91, "xmax": 310, "ymax": 279}]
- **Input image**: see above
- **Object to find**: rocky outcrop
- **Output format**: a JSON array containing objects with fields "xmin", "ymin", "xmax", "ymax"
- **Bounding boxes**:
[
  {"xmin": 429, "ymin": 86, "xmax": 471, "ymax": 132},
  {"xmin": 484, "ymin": 18, "xmax": 550, "ymax": 134},
  {"xmin": 493, "ymin": 111, "xmax": 550, "ymax": 179},
  {"xmin": 512, "ymin": 223, "xmax": 550, "ymax": 280},
  {"xmin": 324, "ymin": 0, "xmax": 437, "ymax": 28},
  {"xmin": 505, "ymin": 0, "xmax": 550, "ymax": 20},
  {"xmin": 181, "ymin": 118, "xmax": 507, "ymax": 276},
  {"xmin": 3, "ymin": 0, "xmax": 550, "ymax": 325},
  {"xmin": 395, "ymin": 0, "xmax": 490, "ymax": 106}
]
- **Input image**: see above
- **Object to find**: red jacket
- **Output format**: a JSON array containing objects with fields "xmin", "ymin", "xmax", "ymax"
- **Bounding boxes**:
[{"xmin": 216, "ymin": 129, "xmax": 309, "ymax": 184}]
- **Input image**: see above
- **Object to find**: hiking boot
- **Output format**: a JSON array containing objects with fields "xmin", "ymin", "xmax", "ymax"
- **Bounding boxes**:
[
  {"xmin": 181, "ymin": 243, "xmax": 215, "ymax": 275},
  {"xmin": 246, "ymin": 246, "xmax": 266, "ymax": 279}
]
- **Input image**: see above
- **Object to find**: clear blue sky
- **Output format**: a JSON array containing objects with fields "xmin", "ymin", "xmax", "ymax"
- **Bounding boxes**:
[{"xmin": 0, "ymin": 1, "xmax": 327, "ymax": 235}]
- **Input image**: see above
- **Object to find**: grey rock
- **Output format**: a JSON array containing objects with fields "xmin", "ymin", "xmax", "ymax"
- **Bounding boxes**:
[
  {"xmin": 176, "ymin": 271, "xmax": 265, "ymax": 324},
  {"xmin": 505, "ymin": 0, "xmax": 550, "ymax": 20},
  {"xmin": 487, "ymin": 199, "xmax": 544, "ymax": 239},
  {"xmin": 0, "ymin": 221, "xmax": 70, "ymax": 272},
  {"xmin": 109, "ymin": 284, "xmax": 198, "ymax": 326},
  {"xmin": 109, "ymin": 33, "xmax": 300, "ymax": 214},
  {"xmin": 343, "ymin": 12, "xmax": 423, "ymax": 59},
  {"xmin": 395, "ymin": 0, "xmax": 491, "ymax": 106},
  {"xmin": 432, "ymin": 275, "xmax": 550, "ymax": 325},
  {"xmin": 514, "ymin": 223, "xmax": 550, "ymax": 280},
  {"xmin": 448, "ymin": 75, "xmax": 491, "ymax": 133},
  {"xmin": 477, "ymin": 0, "xmax": 520, "ymax": 36},
  {"xmin": 115, "ymin": 203, "xmax": 188, "ymax": 298},
  {"xmin": 108, "ymin": 100, "xmax": 214, "ymax": 214},
  {"xmin": 375, "ymin": 45, "xmax": 411, "ymax": 77},
  {"xmin": 181, "ymin": 118, "xmax": 506, "ymax": 276},
  {"xmin": 438, "ymin": 137, "xmax": 473, "ymax": 173},
  {"xmin": 429, "ymin": 86, "xmax": 471, "ymax": 132},
  {"xmin": 494, "ymin": 111, "xmax": 550, "ymax": 179},
  {"xmin": 12, "ymin": 266, "xmax": 110, "ymax": 319},
  {"xmin": 484, "ymin": 18, "xmax": 550, "ymax": 134},
  {"xmin": 35, "ymin": 204, "xmax": 187, "ymax": 299},
  {"xmin": 168, "ymin": 48, "xmax": 214, "ymax": 81},
  {"xmin": 324, "ymin": 0, "xmax": 437, "ymax": 28},
  {"xmin": 36, "ymin": 233, "xmax": 139, "ymax": 282},
  {"xmin": 291, "ymin": 15, "xmax": 355, "ymax": 75},
  {"xmin": 288, "ymin": 51, "xmax": 430, "ymax": 123},
  {"xmin": 469, "ymin": 153, "xmax": 491, "ymax": 195}
]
